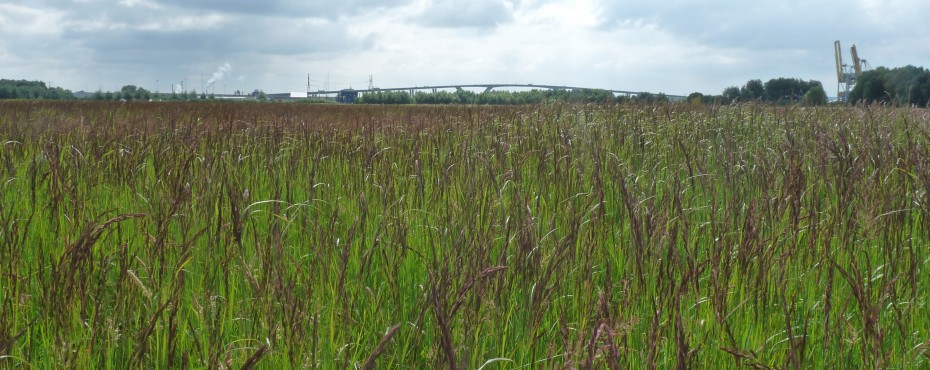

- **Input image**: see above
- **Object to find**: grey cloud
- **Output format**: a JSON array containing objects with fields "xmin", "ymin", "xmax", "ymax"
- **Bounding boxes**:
[
  {"xmin": 65, "ymin": 17, "xmax": 366, "ymax": 64},
  {"xmin": 25, "ymin": 0, "xmax": 411, "ymax": 31},
  {"xmin": 35, "ymin": 0, "xmax": 378, "ymax": 64},
  {"xmin": 412, "ymin": 0, "xmax": 514, "ymax": 28},
  {"xmin": 152, "ymin": 0, "xmax": 411, "ymax": 19}
]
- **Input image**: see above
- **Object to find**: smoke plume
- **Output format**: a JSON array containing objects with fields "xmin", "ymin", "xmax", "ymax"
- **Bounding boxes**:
[{"xmin": 206, "ymin": 62, "xmax": 233, "ymax": 87}]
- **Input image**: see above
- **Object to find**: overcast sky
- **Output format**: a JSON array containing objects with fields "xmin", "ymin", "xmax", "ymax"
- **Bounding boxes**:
[{"xmin": 1, "ymin": 0, "xmax": 927, "ymax": 96}]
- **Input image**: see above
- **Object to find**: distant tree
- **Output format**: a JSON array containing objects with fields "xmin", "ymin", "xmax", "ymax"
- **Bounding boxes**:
[
  {"xmin": 740, "ymin": 79, "xmax": 765, "ymax": 101},
  {"xmin": 116, "ymin": 85, "xmax": 152, "ymax": 101},
  {"xmin": 849, "ymin": 65, "xmax": 930, "ymax": 106},
  {"xmin": 721, "ymin": 86, "xmax": 740, "ymax": 103},
  {"xmin": 633, "ymin": 92, "xmax": 669, "ymax": 103},
  {"xmin": 764, "ymin": 78, "xmax": 800, "ymax": 103},
  {"xmin": 120, "ymin": 85, "xmax": 136, "ymax": 101},
  {"xmin": 455, "ymin": 89, "xmax": 476, "ymax": 104},
  {"xmin": 687, "ymin": 92, "xmax": 705, "ymax": 105},
  {"xmin": 571, "ymin": 88, "xmax": 614, "ymax": 103},
  {"xmin": 724, "ymin": 78, "xmax": 824, "ymax": 105},
  {"xmin": 763, "ymin": 78, "xmax": 824, "ymax": 104},
  {"xmin": 478, "ymin": 91, "xmax": 511, "ymax": 105},
  {"xmin": 0, "ymin": 85, "xmax": 14, "ymax": 99},
  {"xmin": 801, "ymin": 84, "xmax": 827, "ymax": 106},
  {"xmin": 0, "ymin": 79, "xmax": 74, "ymax": 100},
  {"xmin": 635, "ymin": 92, "xmax": 654, "ymax": 102}
]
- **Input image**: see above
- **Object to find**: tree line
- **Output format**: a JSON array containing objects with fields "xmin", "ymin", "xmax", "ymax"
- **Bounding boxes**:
[
  {"xmin": 355, "ymin": 88, "xmax": 671, "ymax": 105},
  {"xmin": 0, "ymin": 80, "xmax": 223, "ymax": 101},
  {"xmin": 848, "ymin": 65, "xmax": 930, "ymax": 107},
  {"xmin": 686, "ymin": 78, "xmax": 828, "ymax": 106},
  {"xmin": 0, "ymin": 79, "xmax": 74, "ymax": 100},
  {"xmin": 90, "ymin": 85, "xmax": 220, "ymax": 101}
]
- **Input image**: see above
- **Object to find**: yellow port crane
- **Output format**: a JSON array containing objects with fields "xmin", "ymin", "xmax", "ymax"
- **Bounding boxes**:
[{"xmin": 834, "ymin": 40, "xmax": 870, "ymax": 102}]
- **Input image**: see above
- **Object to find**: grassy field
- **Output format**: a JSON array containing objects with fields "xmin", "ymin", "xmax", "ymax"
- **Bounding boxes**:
[{"xmin": 1, "ymin": 101, "xmax": 929, "ymax": 369}]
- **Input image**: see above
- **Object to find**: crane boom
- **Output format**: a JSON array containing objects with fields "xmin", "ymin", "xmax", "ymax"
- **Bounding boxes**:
[
  {"xmin": 850, "ymin": 45, "xmax": 862, "ymax": 76},
  {"xmin": 834, "ymin": 41, "xmax": 845, "ymax": 83}
]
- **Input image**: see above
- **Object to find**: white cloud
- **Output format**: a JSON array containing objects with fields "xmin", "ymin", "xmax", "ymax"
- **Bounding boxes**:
[
  {"xmin": 137, "ymin": 14, "xmax": 229, "ymax": 31},
  {"xmin": 412, "ymin": 0, "xmax": 515, "ymax": 28},
  {"xmin": 521, "ymin": 0, "xmax": 604, "ymax": 28},
  {"xmin": 0, "ymin": 3, "xmax": 65, "ymax": 35},
  {"xmin": 857, "ymin": 0, "xmax": 928, "ymax": 26},
  {"xmin": 118, "ymin": 0, "xmax": 161, "ymax": 10}
]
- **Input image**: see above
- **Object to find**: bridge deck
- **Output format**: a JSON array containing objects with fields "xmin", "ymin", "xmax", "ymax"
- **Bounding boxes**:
[{"xmin": 307, "ymin": 84, "xmax": 683, "ymax": 99}]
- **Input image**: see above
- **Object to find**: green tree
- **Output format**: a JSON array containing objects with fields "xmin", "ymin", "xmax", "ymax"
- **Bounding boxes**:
[
  {"xmin": 455, "ymin": 89, "xmax": 476, "ymax": 104},
  {"xmin": 721, "ymin": 86, "xmax": 740, "ymax": 103},
  {"xmin": 764, "ymin": 78, "xmax": 802, "ymax": 103},
  {"xmin": 0, "ymin": 79, "xmax": 74, "ymax": 100},
  {"xmin": 117, "ymin": 85, "xmax": 152, "ymax": 101},
  {"xmin": 687, "ymin": 92, "xmax": 705, "ymax": 105},
  {"xmin": 849, "ymin": 65, "xmax": 930, "ymax": 106},
  {"xmin": 0, "ymin": 85, "xmax": 14, "ymax": 99},
  {"xmin": 740, "ymin": 79, "xmax": 764, "ymax": 101},
  {"xmin": 801, "ymin": 84, "xmax": 827, "ymax": 106}
]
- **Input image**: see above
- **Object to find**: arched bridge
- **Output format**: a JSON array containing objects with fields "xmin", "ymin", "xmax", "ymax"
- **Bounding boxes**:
[{"xmin": 307, "ymin": 84, "xmax": 684, "ymax": 102}]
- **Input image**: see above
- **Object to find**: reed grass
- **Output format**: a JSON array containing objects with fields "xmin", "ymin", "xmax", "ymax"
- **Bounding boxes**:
[{"xmin": 1, "ymin": 101, "xmax": 928, "ymax": 368}]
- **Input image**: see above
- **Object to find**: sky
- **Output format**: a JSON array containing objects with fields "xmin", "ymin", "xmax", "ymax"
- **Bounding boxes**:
[{"xmin": 1, "ymin": 0, "xmax": 927, "ymax": 96}]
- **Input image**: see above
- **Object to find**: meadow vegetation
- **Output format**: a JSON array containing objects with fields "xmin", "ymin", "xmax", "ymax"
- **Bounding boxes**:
[{"xmin": 1, "ymin": 101, "xmax": 929, "ymax": 368}]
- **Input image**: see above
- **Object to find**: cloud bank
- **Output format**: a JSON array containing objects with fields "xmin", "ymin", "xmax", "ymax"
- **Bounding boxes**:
[{"xmin": 1, "ymin": 0, "xmax": 927, "ymax": 96}]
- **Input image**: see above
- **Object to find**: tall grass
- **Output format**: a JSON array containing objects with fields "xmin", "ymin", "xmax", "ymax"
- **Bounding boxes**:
[{"xmin": 1, "ymin": 101, "xmax": 928, "ymax": 368}]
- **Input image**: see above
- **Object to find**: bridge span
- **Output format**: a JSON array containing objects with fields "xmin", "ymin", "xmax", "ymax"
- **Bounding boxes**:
[{"xmin": 306, "ymin": 84, "xmax": 684, "ymax": 102}]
